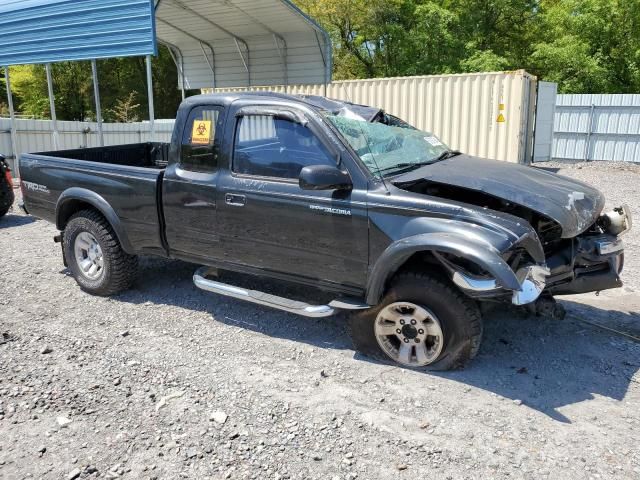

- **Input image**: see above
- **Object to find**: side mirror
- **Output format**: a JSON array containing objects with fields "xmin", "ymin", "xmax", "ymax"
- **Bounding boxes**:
[{"xmin": 299, "ymin": 165, "xmax": 352, "ymax": 191}]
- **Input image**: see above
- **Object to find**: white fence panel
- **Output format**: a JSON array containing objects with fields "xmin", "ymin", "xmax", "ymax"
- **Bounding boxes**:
[
  {"xmin": 532, "ymin": 82, "xmax": 557, "ymax": 162},
  {"xmin": 0, "ymin": 118, "xmax": 175, "ymax": 171},
  {"xmin": 552, "ymin": 94, "xmax": 640, "ymax": 162},
  {"xmin": 208, "ymin": 70, "xmax": 537, "ymax": 164}
]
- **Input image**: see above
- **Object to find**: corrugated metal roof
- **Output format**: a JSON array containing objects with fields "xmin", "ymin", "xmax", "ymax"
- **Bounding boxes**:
[
  {"xmin": 156, "ymin": 0, "xmax": 332, "ymax": 88},
  {"xmin": 0, "ymin": 0, "xmax": 157, "ymax": 65}
]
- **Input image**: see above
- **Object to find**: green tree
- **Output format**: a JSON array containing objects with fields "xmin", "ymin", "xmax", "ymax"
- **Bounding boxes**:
[
  {"xmin": 531, "ymin": 0, "xmax": 640, "ymax": 93},
  {"xmin": 296, "ymin": 0, "xmax": 539, "ymax": 79},
  {"xmin": 7, "ymin": 65, "xmax": 49, "ymax": 118},
  {"xmin": 0, "ymin": 70, "xmax": 7, "ymax": 115},
  {"xmin": 296, "ymin": 0, "xmax": 640, "ymax": 93},
  {"xmin": 6, "ymin": 45, "xmax": 186, "ymax": 122},
  {"xmin": 460, "ymin": 50, "xmax": 510, "ymax": 73},
  {"xmin": 450, "ymin": 0, "xmax": 540, "ymax": 66},
  {"xmin": 107, "ymin": 91, "xmax": 141, "ymax": 123}
]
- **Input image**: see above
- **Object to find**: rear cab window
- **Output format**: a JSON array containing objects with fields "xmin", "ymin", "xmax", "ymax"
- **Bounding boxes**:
[{"xmin": 181, "ymin": 106, "xmax": 225, "ymax": 172}]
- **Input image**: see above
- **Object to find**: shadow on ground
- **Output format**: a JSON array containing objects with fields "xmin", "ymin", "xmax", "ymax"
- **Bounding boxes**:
[
  {"xmin": 104, "ymin": 257, "xmax": 640, "ymax": 423},
  {"xmin": 0, "ymin": 213, "xmax": 37, "ymax": 228}
]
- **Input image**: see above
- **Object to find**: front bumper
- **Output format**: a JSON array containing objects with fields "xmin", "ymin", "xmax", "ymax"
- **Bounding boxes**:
[
  {"xmin": 435, "ymin": 200, "xmax": 630, "ymax": 304},
  {"xmin": 450, "ymin": 263, "xmax": 551, "ymax": 306},
  {"xmin": 547, "ymin": 234, "xmax": 624, "ymax": 295},
  {"xmin": 511, "ymin": 265, "xmax": 551, "ymax": 305}
]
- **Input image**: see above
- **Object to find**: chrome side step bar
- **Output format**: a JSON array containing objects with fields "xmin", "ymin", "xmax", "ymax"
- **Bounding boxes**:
[{"xmin": 193, "ymin": 267, "xmax": 370, "ymax": 318}]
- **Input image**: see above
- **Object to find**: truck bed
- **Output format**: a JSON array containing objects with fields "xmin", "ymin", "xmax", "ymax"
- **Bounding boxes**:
[
  {"xmin": 37, "ymin": 142, "xmax": 170, "ymax": 169},
  {"xmin": 20, "ymin": 143, "xmax": 169, "ymax": 256}
]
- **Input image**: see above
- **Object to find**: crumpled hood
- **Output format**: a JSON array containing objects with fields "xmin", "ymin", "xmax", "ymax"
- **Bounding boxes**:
[{"xmin": 393, "ymin": 155, "xmax": 605, "ymax": 238}]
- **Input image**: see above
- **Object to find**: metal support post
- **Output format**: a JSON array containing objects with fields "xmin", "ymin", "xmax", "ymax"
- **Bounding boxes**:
[
  {"xmin": 45, "ymin": 63, "xmax": 60, "ymax": 150},
  {"xmin": 91, "ymin": 60, "xmax": 104, "ymax": 147},
  {"xmin": 167, "ymin": 46, "xmax": 186, "ymax": 100},
  {"xmin": 3, "ymin": 66, "xmax": 19, "ymax": 177},
  {"xmin": 146, "ymin": 55, "xmax": 155, "ymax": 142}
]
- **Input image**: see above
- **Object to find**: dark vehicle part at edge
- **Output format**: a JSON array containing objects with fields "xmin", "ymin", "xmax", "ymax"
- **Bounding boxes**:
[
  {"xmin": 18, "ymin": 92, "xmax": 632, "ymax": 370},
  {"xmin": 0, "ymin": 154, "xmax": 15, "ymax": 218}
]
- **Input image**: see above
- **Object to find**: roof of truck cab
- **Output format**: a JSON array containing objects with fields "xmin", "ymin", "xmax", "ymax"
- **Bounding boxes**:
[{"xmin": 184, "ymin": 92, "xmax": 381, "ymax": 121}]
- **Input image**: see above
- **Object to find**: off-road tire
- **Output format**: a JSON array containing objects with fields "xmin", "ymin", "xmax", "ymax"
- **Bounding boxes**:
[
  {"xmin": 0, "ymin": 175, "xmax": 13, "ymax": 218},
  {"xmin": 63, "ymin": 209, "xmax": 138, "ymax": 296},
  {"xmin": 348, "ymin": 272, "xmax": 483, "ymax": 370}
]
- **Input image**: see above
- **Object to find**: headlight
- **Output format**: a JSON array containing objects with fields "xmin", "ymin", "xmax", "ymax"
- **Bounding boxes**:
[{"xmin": 598, "ymin": 204, "xmax": 632, "ymax": 236}]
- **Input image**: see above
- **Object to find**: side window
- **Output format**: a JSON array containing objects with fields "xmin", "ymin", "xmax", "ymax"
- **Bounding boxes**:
[
  {"xmin": 233, "ymin": 114, "xmax": 335, "ymax": 179},
  {"xmin": 181, "ymin": 106, "xmax": 224, "ymax": 172}
]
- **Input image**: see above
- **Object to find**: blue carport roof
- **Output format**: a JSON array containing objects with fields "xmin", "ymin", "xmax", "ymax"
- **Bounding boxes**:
[
  {"xmin": 0, "ymin": 0, "xmax": 157, "ymax": 66},
  {"xmin": 0, "ymin": 0, "xmax": 332, "ymax": 89}
]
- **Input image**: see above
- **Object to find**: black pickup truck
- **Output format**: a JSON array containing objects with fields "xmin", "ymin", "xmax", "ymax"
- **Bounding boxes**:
[{"xmin": 19, "ymin": 92, "xmax": 631, "ymax": 370}]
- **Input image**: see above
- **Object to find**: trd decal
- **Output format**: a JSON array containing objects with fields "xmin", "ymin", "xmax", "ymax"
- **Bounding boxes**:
[
  {"xmin": 309, "ymin": 204, "xmax": 351, "ymax": 216},
  {"xmin": 22, "ymin": 181, "xmax": 50, "ymax": 194}
]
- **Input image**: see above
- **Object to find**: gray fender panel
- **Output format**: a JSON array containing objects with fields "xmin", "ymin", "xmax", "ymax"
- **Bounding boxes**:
[
  {"xmin": 56, "ymin": 188, "xmax": 135, "ymax": 254},
  {"xmin": 365, "ymin": 232, "xmax": 520, "ymax": 305}
]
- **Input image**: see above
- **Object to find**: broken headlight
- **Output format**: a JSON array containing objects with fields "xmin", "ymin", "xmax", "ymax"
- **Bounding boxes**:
[{"xmin": 597, "ymin": 204, "xmax": 632, "ymax": 236}]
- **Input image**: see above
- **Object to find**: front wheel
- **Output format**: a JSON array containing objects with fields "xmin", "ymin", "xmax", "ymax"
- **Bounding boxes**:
[
  {"xmin": 63, "ymin": 210, "xmax": 138, "ymax": 296},
  {"xmin": 348, "ymin": 272, "xmax": 483, "ymax": 370}
]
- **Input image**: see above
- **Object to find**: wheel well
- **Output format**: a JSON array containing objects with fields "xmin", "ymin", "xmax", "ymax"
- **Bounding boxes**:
[
  {"xmin": 389, "ymin": 251, "xmax": 450, "ymax": 285},
  {"xmin": 57, "ymin": 200, "xmax": 103, "ymax": 230}
]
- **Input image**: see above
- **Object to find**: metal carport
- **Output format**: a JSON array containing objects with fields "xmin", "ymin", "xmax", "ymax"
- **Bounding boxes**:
[
  {"xmin": 155, "ymin": 0, "xmax": 332, "ymax": 91},
  {"xmin": 0, "ymin": 0, "xmax": 331, "ymax": 177}
]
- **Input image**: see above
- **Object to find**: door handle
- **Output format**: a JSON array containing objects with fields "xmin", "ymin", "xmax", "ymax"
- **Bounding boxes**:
[{"xmin": 225, "ymin": 193, "xmax": 246, "ymax": 207}]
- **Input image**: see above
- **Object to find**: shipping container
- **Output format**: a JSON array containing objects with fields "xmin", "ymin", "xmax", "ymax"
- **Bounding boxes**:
[{"xmin": 207, "ymin": 70, "xmax": 538, "ymax": 164}]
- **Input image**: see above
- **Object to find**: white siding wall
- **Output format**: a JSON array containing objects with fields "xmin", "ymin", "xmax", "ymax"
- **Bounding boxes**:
[
  {"xmin": 207, "ymin": 70, "xmax": 537, "ymax": 164},
  {"xmin": 553, "ymin": 94, "xmax": 640, "ymax": 162},
  {"xmin": 0, "ymin": 118, "xmax": 175, "ymax": 171}
]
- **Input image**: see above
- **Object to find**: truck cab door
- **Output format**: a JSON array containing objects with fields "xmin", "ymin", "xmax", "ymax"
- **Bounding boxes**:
[
  {"xmin": 162, "ymin": 105, "xmax": 225, "ymax": 261},
  {"xmin": 216, "ymin": 105, "xmax": 369, "ymax": 291}
]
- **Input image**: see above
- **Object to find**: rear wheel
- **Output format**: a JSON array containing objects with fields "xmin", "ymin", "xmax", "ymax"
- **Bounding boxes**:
[
  {"xmin": 63, "ymin": 210, "xmax": 138, "ymax": 295},
  {"xmin": 348, "ymin": 272, "xmax": 483, "ymax": 370}
]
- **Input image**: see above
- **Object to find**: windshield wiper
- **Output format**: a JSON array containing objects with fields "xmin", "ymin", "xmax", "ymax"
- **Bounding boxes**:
[
  {"xmin": 377, "ymin": 150, "xmax": 462, "ymax": 176},
  {"xmin": 433, "ymin": 150, "xmax": 462, "ymax": 162},
  {"xmin": 377, "ymin": 162, "xmax": 431, "ymax": 175}
]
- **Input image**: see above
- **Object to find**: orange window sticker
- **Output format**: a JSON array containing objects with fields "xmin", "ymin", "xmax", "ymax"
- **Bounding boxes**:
[{"xmin": 191, "ymin": 120, "xmax": 212, "ymax": 145}]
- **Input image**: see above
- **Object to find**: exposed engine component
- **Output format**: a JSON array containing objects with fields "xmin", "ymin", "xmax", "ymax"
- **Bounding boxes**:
[{"xmin": 597, "ymin": 205, "xmax": 633, "ymax": 236}]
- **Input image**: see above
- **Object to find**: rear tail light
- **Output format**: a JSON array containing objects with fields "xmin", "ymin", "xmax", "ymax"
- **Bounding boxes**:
[{"xmin": 5, "ymin": 167, "xmax": 13, "ymax": 187}]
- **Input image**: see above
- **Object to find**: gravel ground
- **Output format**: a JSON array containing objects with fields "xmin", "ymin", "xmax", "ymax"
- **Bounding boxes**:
[{"xmin": 1, "ymin": 161, "xmax": 639, "ymax": 480}]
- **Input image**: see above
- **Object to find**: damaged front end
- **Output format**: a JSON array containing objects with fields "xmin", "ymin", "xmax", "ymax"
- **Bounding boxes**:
[
  {"xmin": 430, "ymin": 205, "xmax": 630, "ymax": 305},
  {"xmin": 388, "ymin": 156, "xmax": 632, "ymax": 305},
  {"xmin": 545, "ymin": 205, "xmax": 630, "ymax": 296},
  {"xmin": 435, "ymin": 249, "xmax": 550, "ymax": 305}
]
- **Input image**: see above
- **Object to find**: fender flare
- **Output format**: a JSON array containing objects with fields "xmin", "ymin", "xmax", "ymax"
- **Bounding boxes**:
[
  {"xmin": 55, "ymin": 188, "xmax": 135, "ymax": 254},
  {"xmin": 365, "ymin": 232, "xmax": 521, "ymax": 305}
]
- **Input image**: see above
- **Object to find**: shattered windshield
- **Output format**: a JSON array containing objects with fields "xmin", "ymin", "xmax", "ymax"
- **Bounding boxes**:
[{"xmin": 326, "ymin": 114, "xmax": 451, "ymax": 177}]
